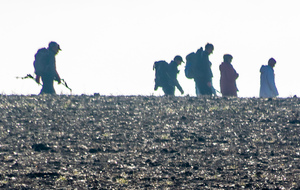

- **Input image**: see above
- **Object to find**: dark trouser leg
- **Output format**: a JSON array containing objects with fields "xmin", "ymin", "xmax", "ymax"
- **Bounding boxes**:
[
  {"xmin": 194, "ymin": 77, "xmax": 212, "ymax": 96},
  {"xmin": 40, "ymin": 76, "xmax": 56, "ymax": 94},
  {"xmin": 162, "ymin": 85, "xmax": 175, "ymax": 95}
]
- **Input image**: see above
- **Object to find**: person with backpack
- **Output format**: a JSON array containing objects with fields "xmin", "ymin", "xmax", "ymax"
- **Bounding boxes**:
[
  {"xmin": 34, "ymin": 41, "xmax": 61, "ymax": 94},
  {"xmin": 193, "ymin": 43, "xmax": 214, "ymax": 96},
  {"xmin": 153, "ymin": 55, "xmax": 184, "ymax": 95},
  {"xmin": 219, "ymin": 54, "xmax": 239, "ymax": 97},
  {"xmin": 259, "ymin": 58, "xmax": 279, "ymax": 98}
]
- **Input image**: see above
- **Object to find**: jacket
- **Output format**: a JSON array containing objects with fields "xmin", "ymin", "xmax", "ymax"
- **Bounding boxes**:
[
  {"xmin": 42, "ymin": 49, "xmax": 60, "ymax": 80},
  {"xmin": 259, "ymin": 65, "xmax": 278, "ymax": 98},
  {"xmin": 219, "ymin": 62, "xmax": 239, "ymax": 96},
  {"xmin": 195, "ymin": 51, "xmax": 213, "ymax": 83}
]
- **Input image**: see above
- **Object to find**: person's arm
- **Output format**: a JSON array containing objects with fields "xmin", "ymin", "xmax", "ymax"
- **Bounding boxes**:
[
  {"xmin": 55, "ymin": 71, "xmax": 61, "ymax": 84},
  {"xmin": 166, "ymin": 73, "xmax": 184, "ymax": 94},
  {"xmin": 35, "ymin": 75, "xmax": 41, "ymax": 84},
  {"xmin": 175, "ymin": 79, "xmax": 184, "ymax": 94},
  {"xmin": 227, "ymin": 64, "xmax": 239, "ymax": 82},
  {"xmin": 54, "ymin": 61, "xmax": 61, "ymax": 84},
  {"xmin": 201, "ymin": 54, "xmax": 213, "ymax": 83}
]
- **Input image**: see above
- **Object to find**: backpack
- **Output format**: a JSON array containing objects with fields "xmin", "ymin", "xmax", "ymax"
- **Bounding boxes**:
[
  {"xmin": 153, "ymin": 60, "xmax": 169, "ymax": 90},
  {"xmin": 33, "ymin": 48, "xmax": 50, "ymax": 76},
  {"xmin": 185, "ymin": 47, "xmax": 204, "ymax": 79},
  {"xmin": 184, "ymin": 52, "xmax": 196, "ymax": 79}
]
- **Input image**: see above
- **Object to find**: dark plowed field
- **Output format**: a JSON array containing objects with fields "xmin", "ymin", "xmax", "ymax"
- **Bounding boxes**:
[{"xmin": 1, "ymin": 95, "xmax": 300, "ymax": 189}]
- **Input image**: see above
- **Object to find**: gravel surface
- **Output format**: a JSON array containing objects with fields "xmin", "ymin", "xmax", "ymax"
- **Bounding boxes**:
[{"xmin": 1, "ymin": 95, "xmax": 300, "ymax": 189}]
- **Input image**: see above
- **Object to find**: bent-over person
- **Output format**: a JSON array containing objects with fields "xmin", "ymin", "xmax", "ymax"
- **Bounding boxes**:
[{"xmin": 34, "ymin": 41, "xmax": 61, "ymax": 94}]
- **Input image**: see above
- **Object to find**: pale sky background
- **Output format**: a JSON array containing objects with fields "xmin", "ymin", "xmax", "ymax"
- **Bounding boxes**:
[{"xmin": 1, "ymin": 0, "xmax": 299, "ymax": 97}]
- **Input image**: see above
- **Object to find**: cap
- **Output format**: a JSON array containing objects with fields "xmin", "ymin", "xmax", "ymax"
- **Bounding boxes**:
[
  {"xmin": 174, "ymin": 55, "xmax": 184, "ymax": 63},
  {"xmin": 268, "ymin": 57, "xmax": 276, "ymax": 64},
  {"xmin": 48, "ymin": 41, "xmax": 61, "ymax": 51}
]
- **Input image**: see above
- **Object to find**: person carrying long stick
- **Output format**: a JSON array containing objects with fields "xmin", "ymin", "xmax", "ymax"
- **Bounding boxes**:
[{"xmin": 34, "ymin": 41, "xmax": 62, "ymax": 94}]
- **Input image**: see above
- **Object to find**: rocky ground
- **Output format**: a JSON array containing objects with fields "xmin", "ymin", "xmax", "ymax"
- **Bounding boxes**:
[{"xmin": 1, "ymin": 95, "xmax": 300, "ymax": 189}]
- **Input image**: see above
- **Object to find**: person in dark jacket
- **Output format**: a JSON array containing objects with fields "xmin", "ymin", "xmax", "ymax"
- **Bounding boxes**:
[
  {"xmin": 219, "ymin": 54, "xmax": 239, "ymax": 97},
  {"xmin": 162, "ymin": 55, "xmax": 184, "ymax": 95},
  {"xmin": 194, "ymin": 43, "xmax": 214, "ymax": 96},
  {"xmin": 35, "ymin": 41, "xmax": 61, "ymax": 94}
]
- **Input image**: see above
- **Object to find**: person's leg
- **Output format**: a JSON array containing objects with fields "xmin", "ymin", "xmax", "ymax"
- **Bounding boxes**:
[
  {"xmin": 196, "ymin": 78, "xmax": 212, "ymax": 96},
  {"xmin": 163, "ymin": 85, "xmax": 175, "ymax": 95},
  {"xmin": 40, "ymin": 76, "xmax": 55, "ymax": 94},
  {"xmin": 194, "ymin": 79, "xmax": 200, "ymax": 96}
]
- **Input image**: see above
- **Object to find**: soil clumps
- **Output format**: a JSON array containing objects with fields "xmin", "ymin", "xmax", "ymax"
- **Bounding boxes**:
[{"xmin": 1, "ymin": 95, "xmax": 300, "ymax": 189}]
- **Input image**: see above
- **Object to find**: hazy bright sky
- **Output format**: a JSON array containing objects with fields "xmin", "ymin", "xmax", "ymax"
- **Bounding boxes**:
[{"xmin": 1, "ymin": 0, "xmax": 300, "ymax": 97}]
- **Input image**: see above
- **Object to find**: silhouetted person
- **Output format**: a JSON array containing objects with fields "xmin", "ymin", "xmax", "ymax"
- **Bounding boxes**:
[
  {"xmin": 194, "ymin": 43, "xmax": 214, "ymax": 96},
  {"xmin": 35, "ymin": 41, "xmax": 61, "ymax": 94},
  {"xmin": 259, "ymin": 58, "xmax": 278, "ymax": 98},
  {"xmin": 162, "ymin": 56, "xmax": 184, "ymax": 95},
  {"xmin": 219, "ymin": 54, "xmax": 239, "ymax": 97}
]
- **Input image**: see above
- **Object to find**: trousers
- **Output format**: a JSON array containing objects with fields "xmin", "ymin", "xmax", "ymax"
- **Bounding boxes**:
[{"xmin": 40, "ymin": 75, "xmax": 56, "ymax": 94}]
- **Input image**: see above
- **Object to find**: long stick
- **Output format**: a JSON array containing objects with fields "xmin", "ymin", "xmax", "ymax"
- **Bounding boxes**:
[
  {"xmin": 16, "ymin": 74, "xmax": 41, "ymax": 85},
  {"xmin": 60, "ymin": 79, "xmax": 72, "ymax": 92},
  {"xmin": 17, "ymin": 74, "xmax": 72, "ymax": 92}
]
